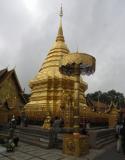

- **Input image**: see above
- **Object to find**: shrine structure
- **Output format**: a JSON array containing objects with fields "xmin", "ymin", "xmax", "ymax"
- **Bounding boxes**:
[{"xmin": 24, "ymin": 7, "xmax": 119, "ymax": 129}]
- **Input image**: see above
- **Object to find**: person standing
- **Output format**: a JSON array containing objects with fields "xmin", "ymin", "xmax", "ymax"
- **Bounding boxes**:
[
  {"xmin": 115, "ymin": 121, "xmax": 123, "ymax": 152},
  {"xmin": 120, "ymin": 120, "xmax": 125, "ymax": 154},
  {"xmin": 10, "ymin": 115, "xmax": 16, "ymax": 129},
  {"xmin": 52, "ymin": 117, "xmax": 62, "ymax": 144}
]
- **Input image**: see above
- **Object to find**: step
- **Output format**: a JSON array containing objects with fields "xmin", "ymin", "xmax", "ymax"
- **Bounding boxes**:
[
  {"xmin": 19, "ymin": 137, "xmax": 50, "ymax": 149},
  {"xmin": 14, "ymin": 130, "xmax": 54, "ymax": 149},
  {"xmin": 0, "ymin": 127, "xmax": 63, "ymax": 149},
  {"xmin": 96, "ymin": 138, "xmax": 115, "ymax": 149},
  {"xmin": 96, "ymin": 135, "xmax": 115, "ymax": 145},
  {"xmin": 15, "ymin": 130, "xmax": 50, "ymax": 140},
  {"xmin": 96, "ymin": 133, "xmax": 115, "ymax": 141},
  {"xmin": 16, "ymin": 127, "xmax": 52, "ymax": 136},
  {"xmin": 17, "ymin": 134, "xmax": 49, "ymax": 142}
]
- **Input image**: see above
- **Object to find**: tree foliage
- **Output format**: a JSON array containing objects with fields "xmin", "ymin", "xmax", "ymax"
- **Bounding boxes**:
[{"xmin": 87, "ymin": 90, "xmax": 125, "ymax": 108}]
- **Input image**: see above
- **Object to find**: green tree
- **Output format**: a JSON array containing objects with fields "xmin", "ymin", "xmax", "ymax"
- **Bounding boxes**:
[{"xmin": 87, "ymin": 89, "xmax": 125, "ymax": 108}]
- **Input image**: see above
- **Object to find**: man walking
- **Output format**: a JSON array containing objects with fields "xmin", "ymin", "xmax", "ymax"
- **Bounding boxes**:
[{"xmin": 52, "ymin": 117, "xmax": 62, "ymax": 144}]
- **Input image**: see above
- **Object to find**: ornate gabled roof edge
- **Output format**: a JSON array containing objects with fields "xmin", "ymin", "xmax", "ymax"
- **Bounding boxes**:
[
  {"xmin": 0, "ymin": 68, "xmax": 26, "ymax": 104},
  {"xmin": 9, "ymin": 69, "xmax": 26, "ymax": 103},
  {"xmin": 0, "ymin": 68, "xmax": 8, "ymax": 82}
]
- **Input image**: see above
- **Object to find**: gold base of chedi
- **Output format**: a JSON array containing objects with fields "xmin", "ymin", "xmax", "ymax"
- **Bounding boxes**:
[{"xmin": 25, "ymin": 76, "xmax": 87, "ymax": 120}]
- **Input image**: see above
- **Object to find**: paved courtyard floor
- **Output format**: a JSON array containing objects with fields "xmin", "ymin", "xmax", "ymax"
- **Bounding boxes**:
[
  {"xmin": 94, "ymin": 144, "xmax": 125, "ymax": 160},
  {"xmin": 1, "ymin": 141, "xmax": 124, "ymax": 160},
  {"xmin": 0, "ymin": 142, "xmax": 106, "ymax": 160}
]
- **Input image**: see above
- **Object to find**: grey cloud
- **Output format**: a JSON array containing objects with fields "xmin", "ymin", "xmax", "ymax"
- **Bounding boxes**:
[{"xmin": 0, "ymin": 0, "xmax": 125, "ymax": 95}]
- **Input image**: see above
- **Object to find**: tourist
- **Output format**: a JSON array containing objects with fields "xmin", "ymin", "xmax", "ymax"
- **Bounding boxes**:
[
  {"xmin": 120, "ymin": 120, "xmax": 125, "ymax": 154},
  {"xmin": 60, "ymin": 117, "xmax": 64, "ymax": 128},
  {"xmin": 20, "ymin": 113, "xmax": 28, "ymax": 127},
  {"xmin": 24, "ymin": 116, "xmax": 28, "ymax": 127},
  {"xmin": 50, "ymin": 117, "xmax": 54, "ymax": 127},
  {"xmin": 86, "ymin": 121, "xmax": 90, "ymax": 129},
  {"xmin": 16, "ymin": 116, "xmax": 21, "ymax": 125},
  {"xmin": 13, "ymin": 136, "xmax": 19, "ymax": 147},
  {"xmin": 10, "ymin": 115, "xmax": 16, "ymax": 129},
  {"xmin": 115, "ymin": 121, "xmax": 123, "ymax": 152},
  {"xmin": 52, "ymin": 116, "xmax": 62, "ymax": 144},
  {"xmin": 80, "ymin": 126, "xmax": 88, "ymax": 135}
]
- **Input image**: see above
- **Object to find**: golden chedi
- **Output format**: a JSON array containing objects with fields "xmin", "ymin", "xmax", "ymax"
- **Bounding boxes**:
[{"xmin": 25, "ymin": 7, "xmax": 88, "ymax": 125}]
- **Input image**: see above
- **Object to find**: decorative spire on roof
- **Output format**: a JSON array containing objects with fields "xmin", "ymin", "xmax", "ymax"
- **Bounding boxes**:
[
  {"xmin": 56, "ymin": 4, "xmax": 64, "ymax": 42},
  {"xmin": 76, "ymin": 44, "xmax": 79, "ymax": 53}
]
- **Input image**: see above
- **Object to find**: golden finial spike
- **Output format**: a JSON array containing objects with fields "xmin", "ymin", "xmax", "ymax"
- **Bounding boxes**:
[
  {"xmin": 56, "ymin": 4, "xmax": 64, "ymax": 42},
  {"xmin": 76, "ymin": 45, "xmax": 79, "ymax": 53},
  {"xmin": 60, "ymin": 4, "xmax": 63, "ymax": 17},
  {"xmin": 75, "ymin": 42, "xmax": 79, "ymax": 53}
]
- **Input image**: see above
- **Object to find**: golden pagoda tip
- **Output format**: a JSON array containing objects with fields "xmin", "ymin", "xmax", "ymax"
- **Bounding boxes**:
[
  {"xmin": 60, "ymin": 4, "xmax": 63, "ymax": 17},
  {"xmin": 76, "ymin": 46, "xmax": 79, "ymax": 53},
  {"xmin": 56, "ymin": 3, "xmax": 64, "ymax": 42}
]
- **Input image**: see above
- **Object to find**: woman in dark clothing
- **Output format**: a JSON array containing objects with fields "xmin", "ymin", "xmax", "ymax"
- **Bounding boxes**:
[
  {"xmin": 80, "ymin": 128, "xmax": 88, "ymax": 135},
  {"xmin": 120, "ymin": 121, "xmax": 125, "ymax": 154}
]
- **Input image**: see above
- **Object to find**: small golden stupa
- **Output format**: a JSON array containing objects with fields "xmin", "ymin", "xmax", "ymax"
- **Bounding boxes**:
[{"xmin": 25, "ymin": 7, "xmax": 91, "ymax": 123}]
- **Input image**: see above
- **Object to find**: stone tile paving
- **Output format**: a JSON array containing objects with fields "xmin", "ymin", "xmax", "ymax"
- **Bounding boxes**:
[
  {"xmin": 0, "ymin": 142, "xmax": 112, "ymax": 160},
  {"xmin": 0, "ymin": 157, "xmax": 10, "ymax": 160},
  {"xmin": 94, "ymin": 145, "xmax": 125, "ymax": 160}
]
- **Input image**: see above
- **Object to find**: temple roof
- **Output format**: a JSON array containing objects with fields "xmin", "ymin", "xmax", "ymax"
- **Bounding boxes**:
[
  {"xmin": 0, "ymin": 68, "xmax": 8, "ymax": 82},
  {"xmin": 0, "ymin": 68, "xmax": 26, "ymax": 103},
  {"xmin": 0, "ymin": 100, "xmax": 10, "ymax": 110},
  {"xmin": 86, "ymin": 98, "xmax": 109, "ymax": 112}
]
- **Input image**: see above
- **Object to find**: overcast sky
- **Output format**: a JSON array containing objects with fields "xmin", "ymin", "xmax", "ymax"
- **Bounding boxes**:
[{"xmin": 0, "ymin": 0, "xmax": 125, "ymax": 95}]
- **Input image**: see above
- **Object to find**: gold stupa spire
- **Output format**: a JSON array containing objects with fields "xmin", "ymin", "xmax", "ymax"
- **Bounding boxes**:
[
  {"xmin": 25, "ymin": 5, "xmax": 88, "ymax": 125},
  {"xmin": 56, "ymin": 4, "xmax": 64, "ymax": 42}
]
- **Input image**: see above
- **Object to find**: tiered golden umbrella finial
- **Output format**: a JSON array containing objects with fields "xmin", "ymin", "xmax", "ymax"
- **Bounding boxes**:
[{"xmin": 59, "ymin": 52, "xmax": 96, "ymax": 133}]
